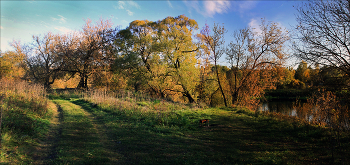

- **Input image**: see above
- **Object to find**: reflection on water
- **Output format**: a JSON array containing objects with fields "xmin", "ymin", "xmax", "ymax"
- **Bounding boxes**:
[{"xmin": 258, "ymin": 101, "xmax": 299, "ymax": 117}]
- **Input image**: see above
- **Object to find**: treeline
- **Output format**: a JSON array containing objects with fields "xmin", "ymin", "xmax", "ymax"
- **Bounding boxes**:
[
  {"xmin": 1, "ymin": 0, "xmax": 349, "ymax": 108},
  {"xmin": 275, "ymin": 61, "xmax": 349, "ymax": 92},
  {"xmin": 0, "ymin": 15, "xmax": 290, "ymax": 108}
]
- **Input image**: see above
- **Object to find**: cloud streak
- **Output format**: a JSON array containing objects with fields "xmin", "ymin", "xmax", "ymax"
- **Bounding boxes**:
[
  {"xmin": 126, "ymin": 10, "xmax": 133, "ymax": 16},
  {"xmin": 204, "ymin": 1, "xmax": 230, "ymax": 17},
  {"xmin": 184, "ymin": 0, "xmax": 230, "ymax": 18},
  {"xmin": 167, "ymin": 0, "xmax": 173, "ymax": 8},
  {"xmin": 248, "ymin": 18, "xmax": 262, "ymax": 35},
  {"xmin": 51, "ymin": 15, "xmax": 66, "ymax": 24},
  {"xmin": 54, "ymin": 26, "xmax": 73, "ymax": 34},
  {"xmin": 115, "ymin": 0, "xmax": 140, "ymax": 16}
]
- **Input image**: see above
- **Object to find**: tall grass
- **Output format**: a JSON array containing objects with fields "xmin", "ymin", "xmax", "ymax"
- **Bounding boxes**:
[
  {"xmin": 83, "ymin": 89, "xmax": 208, "ymax": 130},
  {"xmin": 0, "ymin": 78, "xmax": 52, "ymax": 164}
]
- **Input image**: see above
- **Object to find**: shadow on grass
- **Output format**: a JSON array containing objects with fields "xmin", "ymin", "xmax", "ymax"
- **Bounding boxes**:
[
  {"xmin": 71, "ymin": 99, "xmax": 349, "ymax": 165},
  {"xmin": 51, "ymin": 100, "xmax": 114, "ymax": 165}
]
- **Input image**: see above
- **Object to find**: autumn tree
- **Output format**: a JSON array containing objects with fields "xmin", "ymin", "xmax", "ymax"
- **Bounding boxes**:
[
  {"xmin": 0, "ymin": 50, "xmax": 25, "ymax": 80},
  {"xmin": 198, "ymin": 23, "xmax": 228, "ymax": 106},
  {"xmin": 154, "ymin": 15, "xmax": 200, "ymax": 103},
  {"xmin": 226, "ymin": 19, "xmax": 289, "ymax": 108},
  {"xmin": 58, "ymin": 18, "xmax": 117, "ymax": 89},
  {"xmin": 12, "ymin": 32, "xmax": 64, "ymax": 89},
  {"xmin": 114, "ymin": 19, "xmax": 165, "ymax": 95},
  {"xmin": 115, "ymin": 15, "xmax": 200, "ymax": 103},
  {"xmin": 294, "ymin": 0, "xmax": 350, "ymax": 79}
]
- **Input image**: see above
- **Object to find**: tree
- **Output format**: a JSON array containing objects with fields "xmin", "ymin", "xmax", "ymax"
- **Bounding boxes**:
[
  {"xmin": 58, "ymin": 18, "xmax": 117, "ymax": 89},
  {"xmin": 198, "ymin": 23, "xmax": 228, "ymax": 106},
  {"xmin": 115, "ymin": 19, "xmax": 166, "ymax": 96},
  {"xmin": 154, "ymin": 15, "xmax": 200, "ymax": 103},
  {"xmin": 294, "ymin": 0, "xmax": 350, "ymax": 78},
  {"xmin": 12, "ymin": 32, "xmax": 64, "ymax": 89},
  {"xmin": 295, "ymin": 61, "xmax": 309, "ymax": 83},
  {"xmin": 115, "ymin": 15, "xmax": 200, "ymax": 103},
  {"xmin": 0, "ymin": 51, "xmax": 25, "ymax": 80},
  {"xmin": 226, "ymin": 19, "xmax": 289, "ymax": 108}
]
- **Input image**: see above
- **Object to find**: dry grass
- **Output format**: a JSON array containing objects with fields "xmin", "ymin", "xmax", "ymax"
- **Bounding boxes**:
[{"xmin": 0, "ymin": 78, "xmax": 52, "ymax": 164}]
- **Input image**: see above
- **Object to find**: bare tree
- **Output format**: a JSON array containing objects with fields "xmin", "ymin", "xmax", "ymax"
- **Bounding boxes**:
[
  {"xmin": 294, "ymin": 0, "xmax": 350, "ymax": 76},
  {"xmin": 226, "ymin": 19, "xmax": 289, "ymax": 108},
  {"xmin": 58, "ymin": 18, "xmax": 117, "ymax": 89},
  {"xmin": 199, "ymin": 23, "xmax": 228, "ymax": 107},
  {"xmin": 12, "ymin": 32, "xmax": 64, "ymax": 89}
]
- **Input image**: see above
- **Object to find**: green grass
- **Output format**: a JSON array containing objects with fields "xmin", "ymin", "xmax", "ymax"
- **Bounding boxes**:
[
  {"xmin": 51, "ymin": 99, "xmax": 122, "ymax": 165},
  {"xmin": 73, "ymin": 96, "xmax": 350, "ymax": 165},
  {"xmin": 2, "ymin": 86, "xmax": 349, "ymax": 164},
  {"xmin": 0, "ymin": 92, "xmax": 53, "ymax": 164}
]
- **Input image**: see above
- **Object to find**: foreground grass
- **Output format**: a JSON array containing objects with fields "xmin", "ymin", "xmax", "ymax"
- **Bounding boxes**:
[
  {"xmin": 78, "ymin": 94, "xmax": 350, "ymax": 165},
  {"xmin": 51, "ymin": 99, "xmax": 121, "ymax": 164},
  {"xmin": 0, "ymin": 79, "xmax": 53, "ymax": 164}
]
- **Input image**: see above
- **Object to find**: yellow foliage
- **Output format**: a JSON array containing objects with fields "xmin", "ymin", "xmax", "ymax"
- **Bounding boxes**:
[{"xmin": 0, "ymin": 51, "xmax": 25, "ymax": 80}]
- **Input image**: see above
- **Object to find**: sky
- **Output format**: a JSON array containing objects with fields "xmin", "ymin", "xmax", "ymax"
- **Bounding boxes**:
[{"xmin": 1, "ymin": 0, "xmax": 303, "ymax": 66}]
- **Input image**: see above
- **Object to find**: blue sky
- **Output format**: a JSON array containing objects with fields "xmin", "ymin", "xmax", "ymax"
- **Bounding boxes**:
[{"xmin": 1, "ymin": 0, "xmax": 302, "ymax": 65}]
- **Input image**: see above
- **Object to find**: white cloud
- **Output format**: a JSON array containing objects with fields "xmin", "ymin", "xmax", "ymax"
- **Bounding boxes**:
[
  {"xmin": 127, "ymin": 1, "xmax": 140, "ymax": 9},
  {"xmin": 110, "ymin": 15, "xmax": 118, "ymax": 20},
  {"xmin": 52, "ymin": 15, "xmax": 66, "ymax": 24},
  {"xmin": 167, "ymin": 0, "xmax": 173, "ymax": 8},
  {"xmin": 54, "ymin": 26, "xmax": 73, "ymax": 34},
  {"xmin": 115, "ymin": 1, "xmax": 139, "ymax": 16},
  {"xmin": 126, "ymin": 10, "xmax": 133, "ymax": 16},
  {"xmin": 249, "ymin": 18, "xmax": 262, "ymax": 35},
  {"xmin": 118, "ymin": 1, "xmax": 125, "ymax": 9},
  {"xmin": 184, "ymin": 0, "xmax": 230, "ymax": 18},
  {"xmin": 204, "ymin": 1, "xmax": 230, "ymax": 17},
  {"xmin": 117, "ymin": 1, "xmax": 139, "ymax": 9}
]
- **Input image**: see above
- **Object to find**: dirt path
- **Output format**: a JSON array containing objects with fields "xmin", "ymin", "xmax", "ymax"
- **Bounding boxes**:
[
  {"xmin": 31, "ymin": 101, "xmax": 62, "ymax": 164},
  {"xmin": 43, "ymin": 99, "xmax": 122, "ymax": 164}
]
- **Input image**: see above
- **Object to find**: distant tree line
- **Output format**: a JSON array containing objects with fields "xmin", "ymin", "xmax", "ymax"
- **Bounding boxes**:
[{"xmin": 1, "ymin": 0, "xmax": 349, "ymax": 108}]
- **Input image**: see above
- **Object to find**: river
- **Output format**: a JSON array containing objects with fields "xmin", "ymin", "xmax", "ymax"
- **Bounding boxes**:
[{"xmin": 258, "ymin": 101, "xmax": 300, "ymax": 117}]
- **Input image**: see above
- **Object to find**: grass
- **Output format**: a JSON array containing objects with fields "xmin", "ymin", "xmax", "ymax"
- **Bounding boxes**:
[
  {"xmin": 1, "ymin": 84, "xmax": 349, "ymax": 164},
  {"xmin": 51, "ymin": 99, "xmax": 122, "ymax": 164},
  {"xmin": 78, "ymin": 91, "xmax": 350, "ymax": 164},
  {"xmin": 0, "ymin": 78, "xmax": 54, "ymax": 164}
]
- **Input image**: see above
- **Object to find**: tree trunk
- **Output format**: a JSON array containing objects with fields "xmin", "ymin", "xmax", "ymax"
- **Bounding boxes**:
[
  {"xmin": 215, "ymin": 65, "xmax": 228, "ymax": 107},
  {"xmin": 184, "ymin": 91, "xmax": 195, "ymax": 103},
  {"xmin": 232, "ymin": 70, "xmax": 238, "ymax": 105}
]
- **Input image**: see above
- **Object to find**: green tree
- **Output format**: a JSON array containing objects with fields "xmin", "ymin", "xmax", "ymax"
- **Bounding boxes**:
[
  {"xmin": 115, "ymin": 15, "xmax": 200, "ymax": 103},
  {"xmin": 154, "ymin": 15, "xmax": 200, "ymax": 103}
]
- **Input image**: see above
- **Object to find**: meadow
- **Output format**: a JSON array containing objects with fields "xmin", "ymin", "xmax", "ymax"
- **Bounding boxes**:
[{"xmin": 0, "ymin": 84, "xmax": 349, "ymax": 164}]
